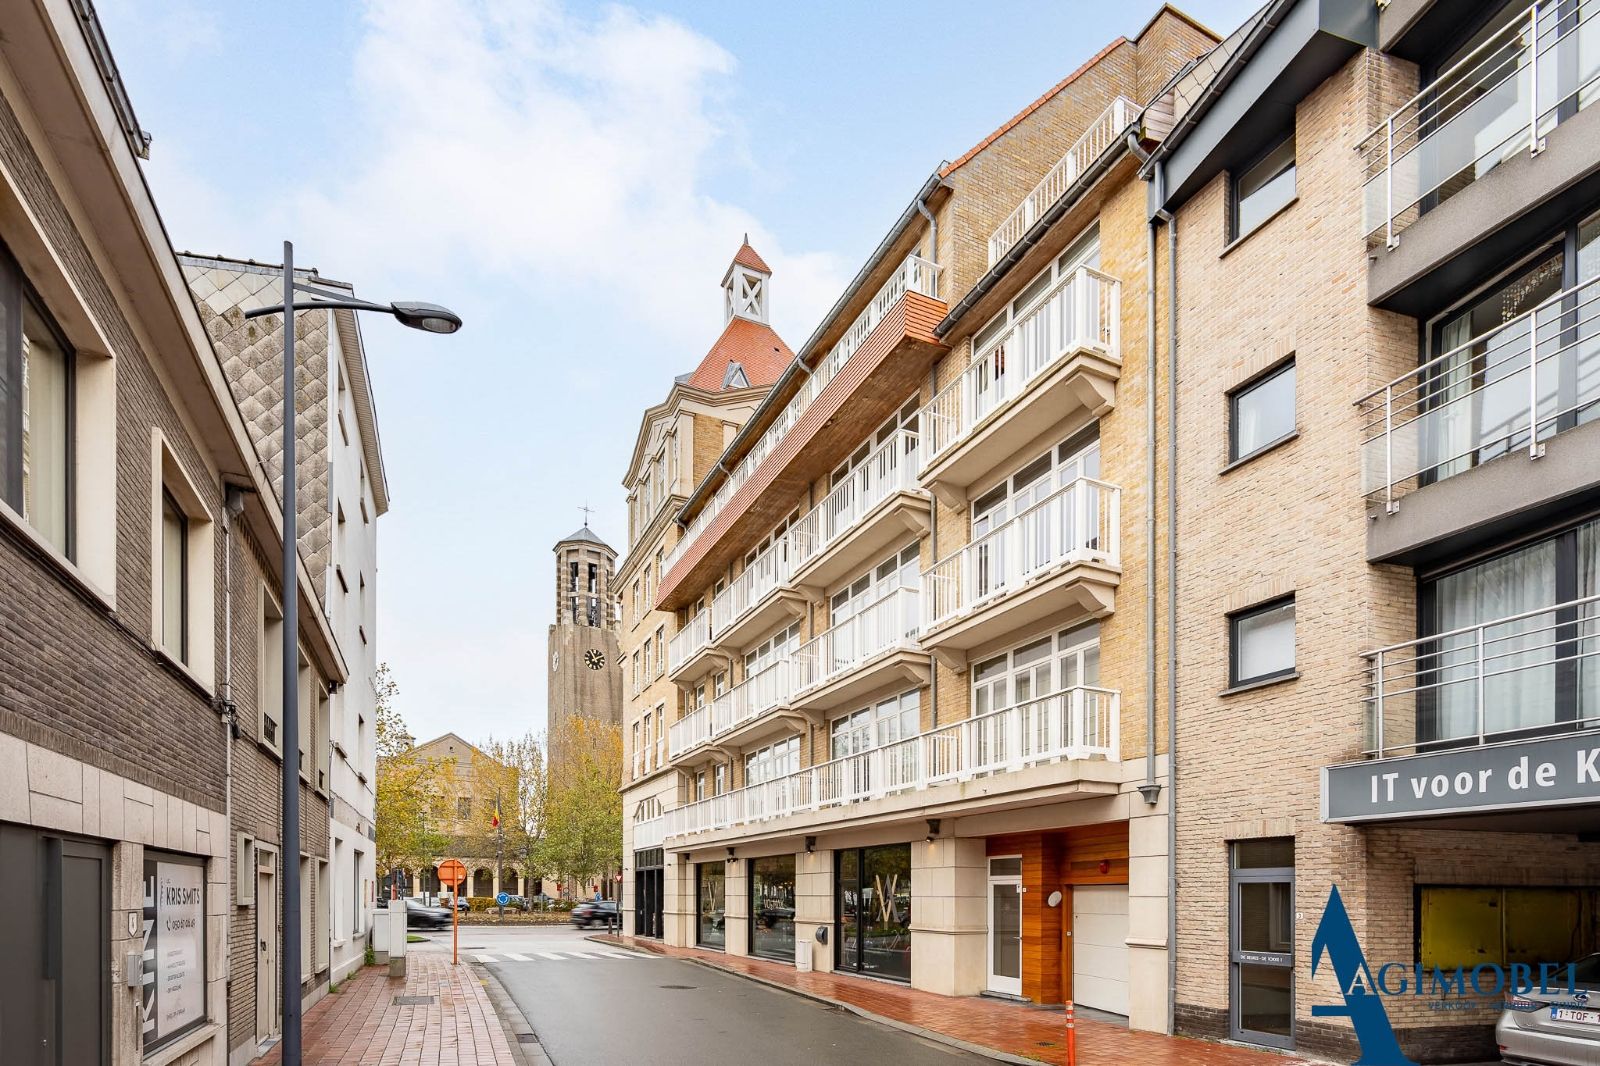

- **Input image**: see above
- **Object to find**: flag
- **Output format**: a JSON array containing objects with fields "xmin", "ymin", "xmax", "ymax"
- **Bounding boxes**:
[{"xmin": 491, "ymin": 794, "xmax": 501, "ymax": 830}]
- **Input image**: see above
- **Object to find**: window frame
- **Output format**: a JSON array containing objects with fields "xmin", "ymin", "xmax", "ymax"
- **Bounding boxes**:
[
  {"xmin": 1227, "ymin": 357, "xmax": 1297, "ymax": 464},
  {"xmin": 160, "ymin": 488, "xmax": 190, "ymax": 663},
  {"xmin": 1229, "ymin": 131, "xmax": 1297, "ymax": 244},
  {"xmin": 1228, "ymin": 595, "xmax": 1297, "ymax": 687}
]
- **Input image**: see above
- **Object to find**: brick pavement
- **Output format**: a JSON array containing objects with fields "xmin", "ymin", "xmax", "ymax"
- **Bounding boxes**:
[
  {"xmin": 593, "ymin": 934, "xmax": 1312, "ymax": 1066},
  {"xmin": 254, "ymin": 952, "xmax": 515, "ymax": 1066}
]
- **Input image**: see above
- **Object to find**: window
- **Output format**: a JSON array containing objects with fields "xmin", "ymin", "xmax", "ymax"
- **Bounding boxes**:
[
  {"xmin": 260, "ymin": 593, "xmax": 284, "ymax": 751},
  {"xmin": 0, "ymin": 250, "xmax": 75, "ymax": 557},
  {"xmin": 743, "ymin": 620, "xmax": 800, "ymax": 677},
  {"xmin": 457, "ymin": 796, "xmax": 471, "ymax": 819},
  {"xmin": 1231, "ymin": 133, "xmax": 1296, "ymax": 241},
  {"xmin": 830, "ymin": 690, "xmax": 919, "ymax": 759},
  {"xmin": 1229, "ymin": 597, "xmax": 1296, "ymax": 686},
  {"xmin": 971, "ymin": 622, "xmax": 1100, "ymax": 715},
  {"xmin": 160, "ymin": 490, "xmax": 189, "ymax": 661},
  {"xmin": 352, "ymin": 849, "xmax": 366, "ymax": 935},
  {"xmin": 1229, "ymin": 359, "xmax": 1296, "ymax": 462},
  {"xmin": 654, "ymin": 628, "xmax": 664, "ymax": 677},
  {"xmin": 694, "ymin": 771, "xmax": 706, "ymax": 801},
  {"xmin": 744, "ymin": 736, "xmax": 798, "ymax": 785},
  {"xmin": 713, "ymin": 763, "xmax": 726, "ymax": 795}
]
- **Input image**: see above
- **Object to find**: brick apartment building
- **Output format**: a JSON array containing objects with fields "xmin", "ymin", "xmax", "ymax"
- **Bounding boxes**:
[
  {"xmin": 0, "ymin": 4, "xmax": 342, "ymax": 1065},
  {"xmin": 617, "ymin": 5, "xmax": 1217, "ymax": 1034}
]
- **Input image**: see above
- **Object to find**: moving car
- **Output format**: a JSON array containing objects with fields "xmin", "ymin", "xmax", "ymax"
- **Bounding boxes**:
[
  {"xmin": 1496, "ymin": 953, "xmax": 1600, "ymax": 1065},
  {"xmin": 404, "ymin": 898, "xmax": 452, "ymax": 929},
  {"xmin": 571, "ymin": 899, "xmax": 620, "ymax": 928}
]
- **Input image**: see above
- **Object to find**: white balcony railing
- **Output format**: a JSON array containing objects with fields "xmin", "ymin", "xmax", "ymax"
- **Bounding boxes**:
[
  {"xmin": 1360, "ymin": 1, "xmax": 1600, "ymax": 247},
  {"xmin": 666, "ymin": 606, "xmax": 713, "ymax": 673},
  {"xmin": 1363, "ymin": 594, "xmax": 1600, "ymax": 759},
  {"xmin": 633, "ymin": 814, "xmax": 666, "ymax": 851},
  {"xmin": 668, "ymin": 658, "xmax": 801, "ymax": 758},
  {"xmin": 1358, "ymin": 274, "xmax": 1600, "ymax": 510},
  {"xmin": 668, "ymin": 703, "xmax": 710, "ymax": 758},
  {"xmin": 663, "ymin": 253, "xmax": 942, "ymax": 575},
  {"xmin": 710, "ymin": 533, "xmax": 796, "ymax": 636},
  {"xmin": 923, "ymin": 477, "xmax": 1119, "ymax": 631},
  {"xmin": 793, "ymin": 586, "xmax": 922, "ymax": 693},
  {"xmin": 989, "ymin": 96, "xmax": 1135, "ymax": 265},
  {"xmin": 790, "ymin": 430, "xmax": 923, "ymax": 572},
  {"xmin": 663, "ymin": 686, "xmax": 1118, "ymax": 838},
  {"xmin": 921, "ymin": 266, "xmax": 1119, "ymax": 465}
]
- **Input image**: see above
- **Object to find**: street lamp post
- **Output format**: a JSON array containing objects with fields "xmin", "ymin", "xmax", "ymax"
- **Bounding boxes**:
[{"xmin": 245, "ymin": 241, "xmax": 460, "ymax": 1066}]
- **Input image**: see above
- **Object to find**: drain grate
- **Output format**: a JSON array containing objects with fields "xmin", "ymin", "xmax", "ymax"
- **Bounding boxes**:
[
  {"xmin": 658, "ymin": 984, "xmax": 697, "ymax": 990},
  {"xmin": 393, "ymin": 995, "xmax": 436, "ymax": 1006},
  {"xmin": 516, "ymin": 1034, "xmax": 540, "ymax": 1044}
]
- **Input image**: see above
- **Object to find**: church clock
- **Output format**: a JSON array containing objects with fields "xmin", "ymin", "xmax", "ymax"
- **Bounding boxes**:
[{"xmin": 584, "ymin": 648, "xmax": 606, "ymax": 670}]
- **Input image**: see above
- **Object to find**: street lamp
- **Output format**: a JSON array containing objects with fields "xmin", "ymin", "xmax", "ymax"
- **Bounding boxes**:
[{"xmin": 245, "ymin": 241, "xmax": 460, "ymax": 1066}]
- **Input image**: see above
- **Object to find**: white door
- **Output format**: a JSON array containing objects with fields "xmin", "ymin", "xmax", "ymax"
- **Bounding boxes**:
[
  {"xmin": 256, "ymin": 865, "xmax": 277, "ymax": 1041},
  {"xmin": 986, "ymin": 857, "xmax": 1023, "ymax": 996},
  {"xmin": 1072, "ymin": 885, "xmax": 1129, "ymax": 1016}
]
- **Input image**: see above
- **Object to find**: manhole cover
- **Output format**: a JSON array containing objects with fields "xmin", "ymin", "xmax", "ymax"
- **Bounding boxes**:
[
  {"xmin": 658, "ymin": 984, "xmax": 697, "ymax": 990},
  {"xmin": 516, "ymin": 1034, "xmax": 540, "ymax": 1044},
  {"xmin": 393, "ymin": 995, "xmax": 436, "ymax": 1006}
]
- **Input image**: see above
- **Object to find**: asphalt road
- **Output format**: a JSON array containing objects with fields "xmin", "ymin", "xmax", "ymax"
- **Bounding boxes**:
[{"xmin": 410, "ymin": 925, "xmax": 992, "ymax": 1066}]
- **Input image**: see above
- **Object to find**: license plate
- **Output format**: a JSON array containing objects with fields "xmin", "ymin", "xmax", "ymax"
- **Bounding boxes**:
[{"xmin": 1551, "ymin": 1007, "xmax": 1600, "ymax": 1025}]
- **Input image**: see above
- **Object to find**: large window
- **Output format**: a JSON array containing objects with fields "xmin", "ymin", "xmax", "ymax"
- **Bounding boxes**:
[
  {"xmin": 0, "ymin": 245, "xmax": 74, "ymax": 558},
  {"xmin": 1419, "ymin": 885, "xmax": 1599, "ymax": 972},
  {"xmin": 836, "ymin": 844, "xmax": 912, "ymax": 981},
  {"xmin": 1229, "ymin": 359, "xmax": 1296, "ymax": 463},
  {"xmin": 971, "ymin": 622, "xmax": 1100, "ymax": 716},
  {"xmin": 749, "ymin": 855, "xmax": 796, "ymax": 961},
  {"xmin": 743, "ymin": 620, "xmax": 800, "ymax": 677},
  {"xmin": 830, "ymin": 691, "xmax": 919, "ymax": 760},
  {"xmin": 1229, "ymin": 597, "xmax": 1296, "ymax": 687},
  {"xmin": 1231, "ymin": 133, "xmax": 1296, "ymax": 241},
  {"xmin": 697, "ymin": 862, "xmax": 726, "ymax": 950},
  {"xmin": 744, "ymin": 736, "xmax": 799, "ymax": 786}
]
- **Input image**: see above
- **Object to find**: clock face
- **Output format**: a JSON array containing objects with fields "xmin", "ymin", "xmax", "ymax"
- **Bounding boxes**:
[{"xmin": 584, "ymin": 649, "xmax": 606, "ymax": 670}]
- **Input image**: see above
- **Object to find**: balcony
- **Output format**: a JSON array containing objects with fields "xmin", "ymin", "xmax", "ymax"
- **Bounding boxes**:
[
  {"xmin": 921, "ymin": 478, "xmax": 1120, "ymax": 654},
  {"xmin": 1360, "ymin": 274, "xmax": 1600, "ymax": 560},
  {"xmin": 668, "ymin": 657, "xmax": 801, "ymax": 759},
  {"xmin": 633, "ymin": 814, "xmax": 666, "ymax": 851},
  {"xmin": 790, "ymin": 586, "xmax": 928, "ymax": 713},
  {"xmin": 1361, "ymin": 1, "xmax": 1599, "ymax": 250},
  {"xmin": 666, "ymin": 607, "xmax": 718, "ymax": 682},
  {"xmin": 663, "ymin": 686, "xmax": 1120, "ymax": 841},
  {"xmin": 919, "ymin": 266, "xmax": 1120, "ymax": 504},
  {"xmin": 988, "ymin": 97, "xmax": 1134, "ymax": 266},
  {"xmin": 708, "ymin": 534, "xmax": 806, "ymax": 652},
  {"xmin": 789, "ymin": 429, "xmax": 930, "ymax": 590},
  {"xmin": 1322, "ymin": 594, "xmax": 1600, "ymax": 826}
]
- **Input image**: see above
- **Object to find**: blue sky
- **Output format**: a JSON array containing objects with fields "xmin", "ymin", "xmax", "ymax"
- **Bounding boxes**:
[{"xmin": 99, "ymin": 0, "xmax": 1261, "ymax": 744}]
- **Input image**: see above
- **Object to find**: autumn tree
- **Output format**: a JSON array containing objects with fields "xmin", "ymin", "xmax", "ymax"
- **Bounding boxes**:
[
  {"xmin": 373, "ymin": 664, "xmax": 451, "ymax": 888},
  {"xmin": 469, "ymin": 734, "xmax": 548, "ymax": 893},
  {"xmin": 537, "ymin": 716, "xmax": 622, "ymax": 895}
]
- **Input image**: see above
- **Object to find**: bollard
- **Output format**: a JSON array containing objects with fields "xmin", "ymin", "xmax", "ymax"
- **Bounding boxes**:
[{"xmin": 1065, "ymin": 999, "xmax": 1076, "ymax": 1066}]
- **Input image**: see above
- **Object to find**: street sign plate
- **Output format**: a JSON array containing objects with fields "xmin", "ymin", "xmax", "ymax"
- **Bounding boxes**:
[
  {"xmin": 438, "ymin": 858, "xmax": 467, "ymax": 888},
  {"xmin": 496, "ymin": 892, "xmax": 510, "ymax": 906}
]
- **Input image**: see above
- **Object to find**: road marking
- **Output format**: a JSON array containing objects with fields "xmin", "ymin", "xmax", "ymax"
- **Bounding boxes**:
[
  {"xmin": 564, "ymin": 951, "xmax": 603, "ymax": 959},
  {"xmin": 598, "ymin": 950, "xmax": 649, "ymax": 959},
  {"xmin": 505, "ymin": 953, "xmax": 532, "ymax": 961},
  {"xmin": 537, "ymin": 952, "xmax": 566, "ymax": 960},
  {"xmin": 474, "ymin": 954, "xmax": 498, "ymax": 963}
]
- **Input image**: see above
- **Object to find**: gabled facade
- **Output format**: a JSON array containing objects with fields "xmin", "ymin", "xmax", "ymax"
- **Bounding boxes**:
[{"xmin": 618, "ymin": 8, "xmax": 1215, "ymax": 1031}]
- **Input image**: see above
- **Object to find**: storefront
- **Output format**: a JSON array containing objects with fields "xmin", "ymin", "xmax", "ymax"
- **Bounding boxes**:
[
  {"xmin": 749, "ymin": 855, "xmax": 796, "ymax": 961},
  {"xmin": 634, "ymin": 847, "xmax": 663, "ymax": 939},
  {"xmin": 835, "ymin": 844, "xmax": 912, "ymax": 981},
  {"xmin": 697, "ymin": 861, "xmax": 726, "ymax": 950}
]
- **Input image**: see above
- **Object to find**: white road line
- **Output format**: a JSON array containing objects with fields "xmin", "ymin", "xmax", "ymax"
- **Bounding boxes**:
[
  {"xmin": 504, "ymin": 953, "xmax": 532, "ymax": 961},
  {"xmin": 474, "ymin": 954, "xmax": 498, "ymax": 963},
  {"xmin": 537, "ymin": 951, "xmax": 566, "ymax": 960},
  {"xmin": 564, "ymin": 951, "xmax": 602, "ymax": 959},
  {"xmin": 599, "ymin": 950, "xmax": 649, "ymax": 959}
]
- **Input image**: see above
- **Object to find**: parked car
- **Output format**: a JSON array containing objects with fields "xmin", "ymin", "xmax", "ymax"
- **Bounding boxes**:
[
  {"xmin": 404, "ymin": 898, "xmax": 452, "ymax": 929},
  {"xmin": 1496, "ymin": 952, "xmax": 1600, "ymax": 1065},
  {"xmin": 570, "ymin": 900, "xmax": 620, "ymax": 928},
  {"xmin": 452, "ymin": 895, "xmax": 470, "ymax": 912}
]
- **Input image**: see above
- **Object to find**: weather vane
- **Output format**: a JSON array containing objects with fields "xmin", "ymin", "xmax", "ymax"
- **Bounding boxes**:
[{"xmin": 580, "ymin": 502, "xmax": 595, "ymax": 527}]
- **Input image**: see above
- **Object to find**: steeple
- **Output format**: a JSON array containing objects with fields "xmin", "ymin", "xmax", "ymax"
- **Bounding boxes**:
[{"xmin": 722, "ymin": 235, "xmax": 771, "ymax": 324}]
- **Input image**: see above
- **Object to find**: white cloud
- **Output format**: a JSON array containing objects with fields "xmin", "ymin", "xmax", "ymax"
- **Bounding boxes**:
[{"xmin": 291, "ymin": 0, "xmax": 845, "ymax": 348}]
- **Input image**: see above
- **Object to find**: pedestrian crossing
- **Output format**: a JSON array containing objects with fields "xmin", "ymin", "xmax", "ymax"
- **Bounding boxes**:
[{"xmin": 471, "ymin": 949, "xmax": 655, "ymax": 964}]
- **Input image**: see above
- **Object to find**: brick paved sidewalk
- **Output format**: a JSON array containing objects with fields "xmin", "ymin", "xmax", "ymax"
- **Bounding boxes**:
[
  {"xmin": 255, "ymin": 951, "xmax": 516, "ymax": 1066},
  {"xmin": 593, "ymin": 933, "xmax": 1310, "ymax": 1066}
]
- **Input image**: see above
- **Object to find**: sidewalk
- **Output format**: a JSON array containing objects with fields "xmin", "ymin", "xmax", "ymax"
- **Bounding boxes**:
[
  {"xmin": 255, "ymin": 951, "xmax": 517, "ymax": 1066},
  {"xmin": 592, "ymin": 933, "xmax": 1310, "ymax": 1066}
]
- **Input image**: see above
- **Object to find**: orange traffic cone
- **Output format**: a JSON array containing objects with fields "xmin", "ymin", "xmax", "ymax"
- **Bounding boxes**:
[{"xmin": 1065, "ymin": 1000, "xmax": 1077, "ymax": 1066}]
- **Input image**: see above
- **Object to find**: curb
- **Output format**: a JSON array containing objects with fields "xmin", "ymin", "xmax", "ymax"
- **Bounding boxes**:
[{"xmin": 473, "ymin": 961, "xmax": 553, "ymax": 1066}]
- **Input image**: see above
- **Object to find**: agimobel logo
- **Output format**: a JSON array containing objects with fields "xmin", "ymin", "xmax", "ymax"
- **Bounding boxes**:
[{"xmin": 1310, "ymin": 886, "xmax": 1418, "ymax": 1066}]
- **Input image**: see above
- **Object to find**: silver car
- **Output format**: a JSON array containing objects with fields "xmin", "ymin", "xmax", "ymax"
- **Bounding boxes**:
[{"xmin": 1497, "ymin": 953, "xmax": 1600, "ymax": 1065}]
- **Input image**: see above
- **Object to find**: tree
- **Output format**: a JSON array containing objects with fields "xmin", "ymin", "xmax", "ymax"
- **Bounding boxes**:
[
  {"xmin": 471, "ymin": 734, "xmax": 548, "ymax": 895},
  {"xmin": 537, "ymin": 716, "xmax": 622, "ymax": 896},
  {"xmin": 373, "ymin": 664, "xmax": 450, "ymax": 889}
]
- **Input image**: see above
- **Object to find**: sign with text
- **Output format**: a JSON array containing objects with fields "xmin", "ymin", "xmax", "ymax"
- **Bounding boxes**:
[
  {"xmin": 141, "ymin": 854, "xmax": 206, "ymax": 1050},
  {"xmin": 1323, "ymin": 733, "xmax": 1600, "ymax": 823}
]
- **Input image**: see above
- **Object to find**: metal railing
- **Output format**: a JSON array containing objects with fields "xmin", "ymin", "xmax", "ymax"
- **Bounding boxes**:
[
  {"xmin": 710, "ymin": 533, "xmax": 796, "ymax": 636},
  {"xmin": 663, "ymin": 686, "xmax": 1119, "ymax": 838},
  {"xmin": 989, "ymin": 97, "xmax": 1135, "ymax": 265},
  {"xmin": 1362, "ymin": 594, "xmax": 1600, "ymax": 758},
  {"xmin": 1358, "ymin": 274, "xmax": 1600, "ymax": 509},
  {"xmin": 1360, "ymin": 0, "xmax": 1600, "ymax": 246},
  {"xmin": 921, "ymin": 266, "xmax": 1120, "ymax": 465},
  {"xmin": 633, "ymin": 814, "xmax": 666, "ymax": 851},
  {"xmin": 664, "ymin": 253, "xmax": 942, "ymax": 575},
  {"xmin": 923, "ymin": 477, "xmax": 1120, "ymax": 631},
  {"xmin": 668, "ymin": 659, "xmax": 801, "ymax": 758},
  {"xmin": 792, "ymin": 586, "xmax": 922, "ymax": 692},
  {"xmin": 666, "ymin": 606, "xmax": 713, "ymax": 674},
  {"xmin": 790, "ymin": 430, "xmax": 923, "ymax": 571}
]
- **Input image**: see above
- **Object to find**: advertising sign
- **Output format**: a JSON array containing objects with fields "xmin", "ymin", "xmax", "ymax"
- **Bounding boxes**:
[{"xmin": 142, "ymin": 854, "xmax": 206, "ymax": 1049}]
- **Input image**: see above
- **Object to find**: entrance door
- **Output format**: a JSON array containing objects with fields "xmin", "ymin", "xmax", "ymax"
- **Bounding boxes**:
[
  {"xmin": 1072, "ymin": 885, "xmax": 1129, "ymax": 1016},
  {"xmin": 986, "ymin": 856, "xmax": 1023, "ymax": 996},
  {"xmin": 256, "ymin": 857, "xmax": 277, "ymax": 1043},
  {"xmin": 1229, "ymin": 840, "xmax": 1295, "ymax": 1050}
]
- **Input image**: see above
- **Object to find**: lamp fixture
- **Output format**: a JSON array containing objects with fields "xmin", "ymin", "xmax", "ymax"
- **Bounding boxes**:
[
  {"xmin": 805, "ymin": 836, "xmax": 816, "ymax": 854},
  {"xmin": 926, "ymin": 818, "xmax": 941, "ymax": 842}
]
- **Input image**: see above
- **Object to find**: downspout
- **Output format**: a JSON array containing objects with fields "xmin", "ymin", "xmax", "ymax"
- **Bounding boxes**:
[
  {"xmin": 1158, "ymin": 162, "xmax": 1181, "ymax": 1040},
  {"xmin": 1128, "ymin": 131, "xmax": 1160, "ymax": 812},
  {"xmin": 916, "ymin": 192, "xmax": 939, "ymax": 727},
  {"xmin": 219, "ymin": 485, "xmax": 250, "ymax": 947}
]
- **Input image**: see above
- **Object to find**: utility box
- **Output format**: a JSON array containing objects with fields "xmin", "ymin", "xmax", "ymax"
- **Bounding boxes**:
[
  {"xmin": 371, "ymin": 907, "xmax": 391, "ymax": 964},
  {"xmin": 388, "ymin": 906, "xmax": 408, "ymax": 978},
  {"xmin": 795, "ymin": 940, "xmax": 813, "ymax": 973}
]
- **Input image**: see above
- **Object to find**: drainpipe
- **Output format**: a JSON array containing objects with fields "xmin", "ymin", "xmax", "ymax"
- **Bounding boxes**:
[
  {"xmin": 917, "ymin": 192, "xmax": 939, "ymax": 727},
  {"xmin": 1156, "ymin": 160, "xmax": 1181, "ymax": 1040},
  {"xmin": 218, "ymin": 483, "xmax": 250, "ymax": 970},
  {"xmin": 1127, "ymin": 132, "xmax": 1161, "ymax": 812}
]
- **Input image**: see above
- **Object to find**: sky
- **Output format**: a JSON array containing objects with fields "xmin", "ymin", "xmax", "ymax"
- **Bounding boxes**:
[{"xmin": 99, "ymin": 0, "xmax": 1262, "ymax": 745}]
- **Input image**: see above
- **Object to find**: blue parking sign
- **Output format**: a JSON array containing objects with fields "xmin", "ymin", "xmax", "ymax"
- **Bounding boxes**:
[{"xmin": 496, "ymin": 891, "xmax": 510, "ymax": 906}]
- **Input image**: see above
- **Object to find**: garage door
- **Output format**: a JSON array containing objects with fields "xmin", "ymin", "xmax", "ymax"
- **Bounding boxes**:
[{"xmin": 1072, "ymin": 885, "xmax": 1129, "ymax": 1016}]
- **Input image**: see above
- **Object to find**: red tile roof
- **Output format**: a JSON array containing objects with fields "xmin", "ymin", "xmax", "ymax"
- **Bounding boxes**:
[
  {"xmin": 941, "ymin": 37, "xmax": 1128, "ymax": 176},
  {"xmin": 731, "ymin": 241, "xmax": 771, "ymax": 274},
  {"xmin": 683, "ymin": 316, "xmax": 792, "ymax": 392}
]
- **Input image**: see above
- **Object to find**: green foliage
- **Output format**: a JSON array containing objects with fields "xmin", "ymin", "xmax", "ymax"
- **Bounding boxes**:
[
  {"xmin": 374, "ymin": 664, "xmax": 453, "ymax": 875},
  {"xmin": 534, "ymin": 717, "xmax": 622, "ymax": 892}
]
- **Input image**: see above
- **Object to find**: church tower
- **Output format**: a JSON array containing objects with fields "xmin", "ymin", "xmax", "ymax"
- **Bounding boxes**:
[{"xmin": 546, "ymin": 523, "xmax": 623, "ymax": 749}]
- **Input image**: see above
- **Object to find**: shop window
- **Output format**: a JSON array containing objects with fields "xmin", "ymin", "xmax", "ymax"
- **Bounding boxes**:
[
  {"xmin": 749, "ymin": 855, "xmax": 796, "ymax": 961},
  {"xmin": 1419, "ymin": 886, "xmax": 1598, "ymax": 971},
  {"xmin": 836, "ymin": 844, "xmax": 912, "ymax": 981},
  {"xmin": 697, "ymin": 862, "xmax": 726, "ymax": 950}
]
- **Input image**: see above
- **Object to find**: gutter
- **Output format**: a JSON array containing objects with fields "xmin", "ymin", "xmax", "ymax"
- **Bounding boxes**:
[
  {"xmin": 936, "ymin": 129, "xmax": 1135, "ymax": 337},
  {"xmin": 675, "ymin": 167, "xmax": 947, "ymax": 524}
]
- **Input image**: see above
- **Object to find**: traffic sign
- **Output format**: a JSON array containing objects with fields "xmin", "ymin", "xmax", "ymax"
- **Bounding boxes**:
[
  {"xmin": 496, "ymin": 891, "xmax": 510, "ymax": 906},
  {"xmin": 438, "ymin": 858, "xmax": 467, "ymax": 888}
]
